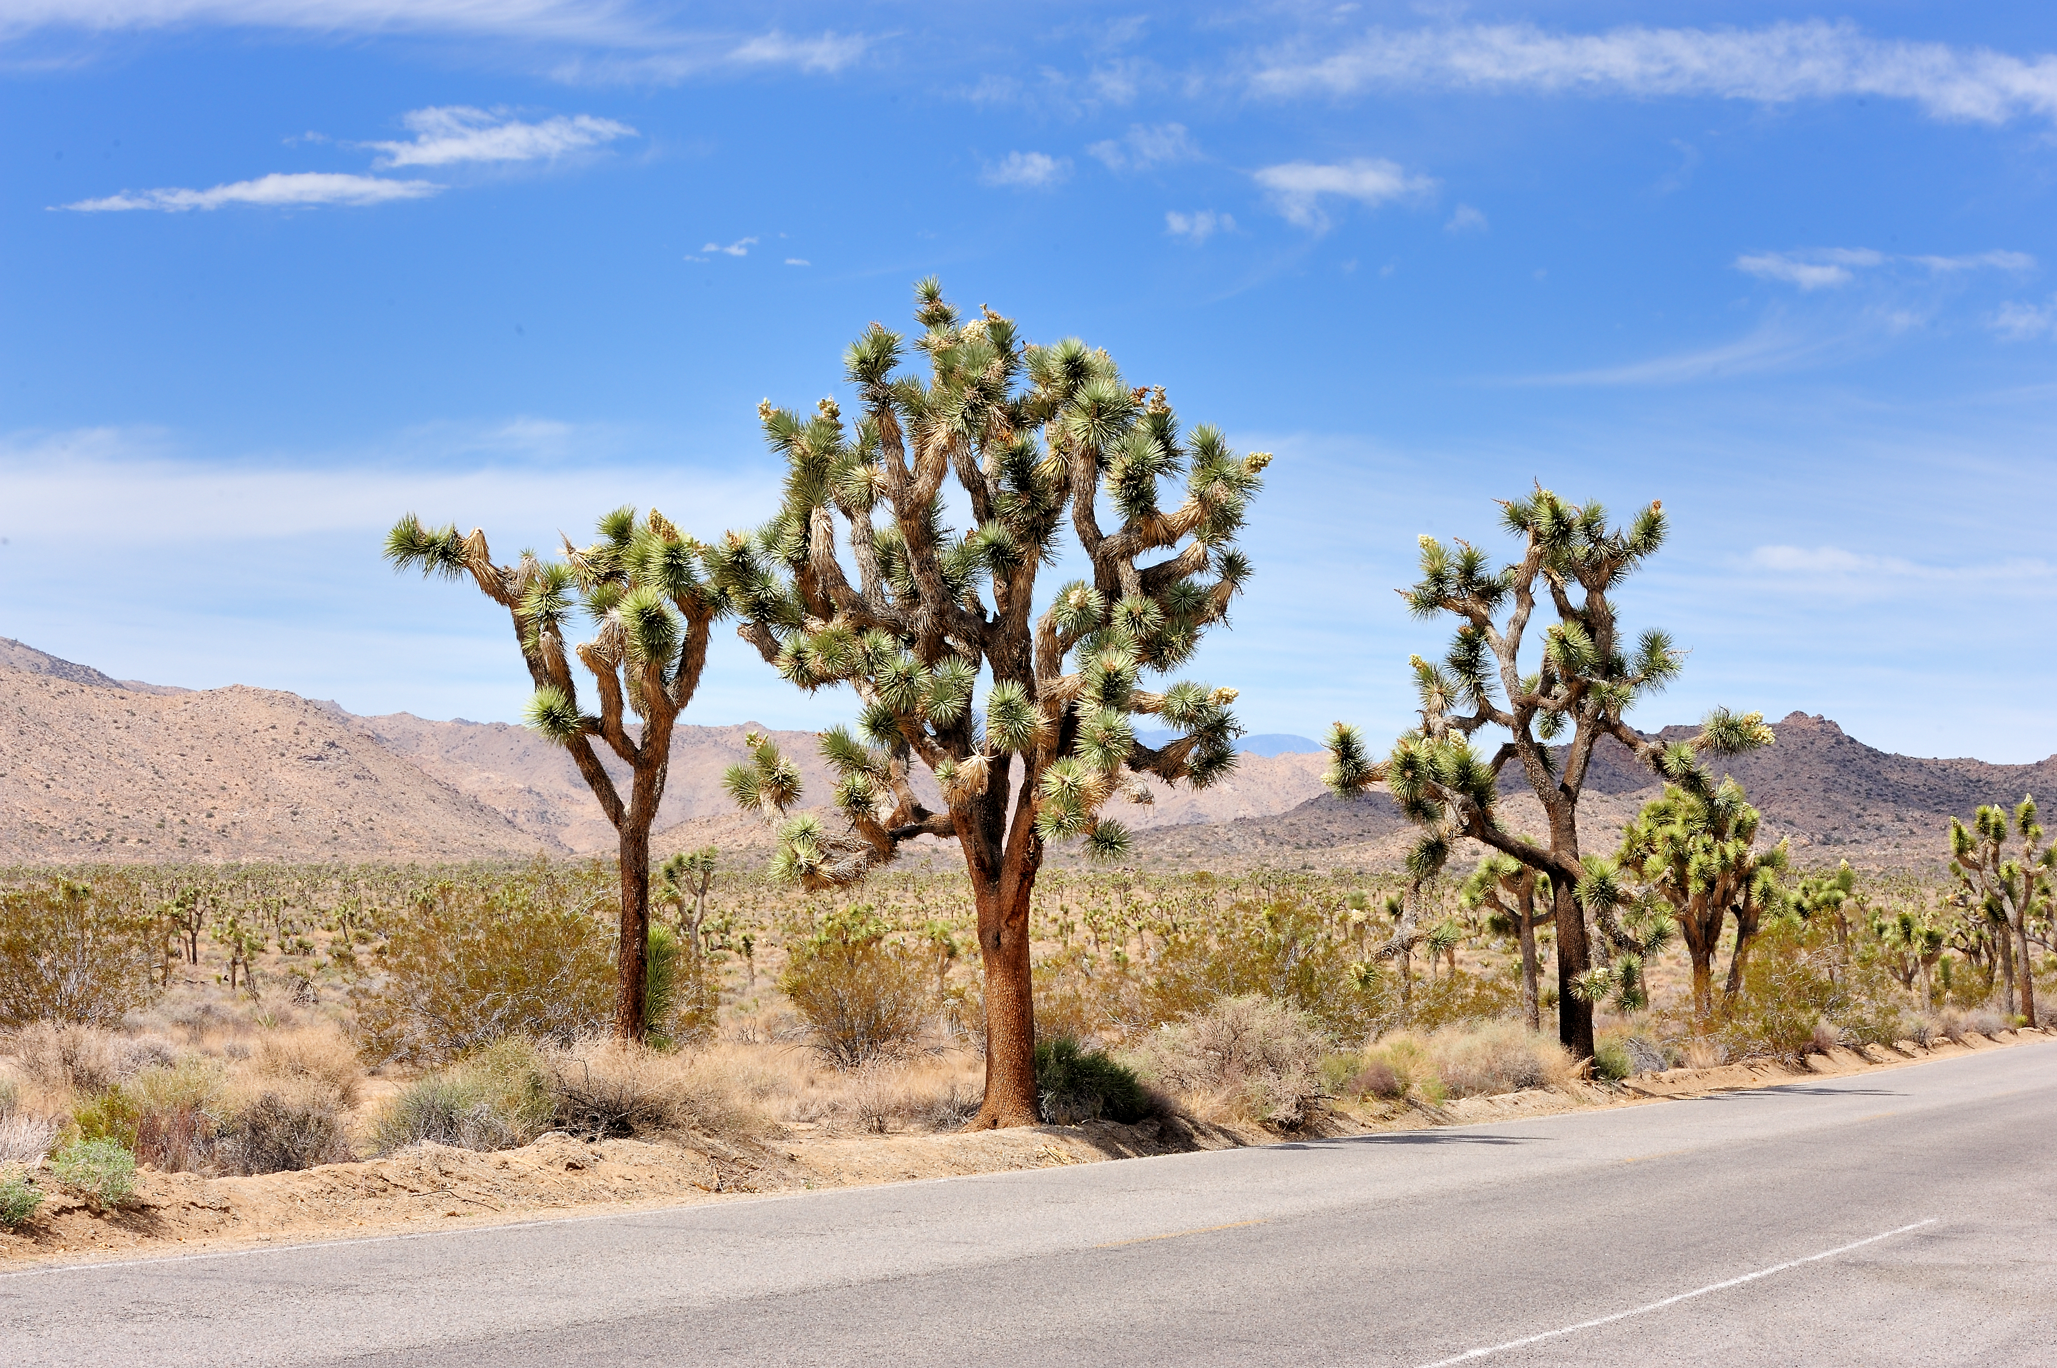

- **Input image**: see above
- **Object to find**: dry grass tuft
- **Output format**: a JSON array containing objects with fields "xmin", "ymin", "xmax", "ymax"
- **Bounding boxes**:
[
  {"xmin": 541, "ymin": 1038, "xmax": 764, "ymax": 1144},
  {"xmin": 252, "ymin": 1027, "xmax": 362, "ymax": 1108}
]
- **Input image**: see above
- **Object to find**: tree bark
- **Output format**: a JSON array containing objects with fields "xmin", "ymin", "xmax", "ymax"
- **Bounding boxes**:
[
  {"xmin": 1552, "ymin": 877, "xmax": 1594, "ymax": 1060},
  {"xmin": 2016, "ymin": 918, "xmax": 2037, "ymax": 1026},
  {"xmin": 615, "ymin": 816, "xmax": 651, "ymax": 1042},
  {"xmin": 968, "ymin": 860, "xmax": 1040, "ymax": 1129},
  {"xmin": 1996, "ymin": 925, "xmax": 2018, "ymax": 1020},
  {"xmin": 1516, "ymin": 884, "xmax": 1540, "ymax": 1034}
]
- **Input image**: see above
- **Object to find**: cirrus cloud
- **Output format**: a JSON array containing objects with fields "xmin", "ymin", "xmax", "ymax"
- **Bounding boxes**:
[
  {"xmin": 367, "ymin": 106, "xmax": 636, "ymax": 167},
  {"xmin": 59, "ymin": 171, "xmax": 439, "ymax": 212},
  {"xmin": 1253, "ymin": 20, "xmax": 2057, "ymax": 128},
  {"xmin": 979, "ymin": 151, "xmax": 1071, "ymax": 190}
]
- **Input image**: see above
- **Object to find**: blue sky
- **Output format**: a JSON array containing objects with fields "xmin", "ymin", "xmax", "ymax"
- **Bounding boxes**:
[{"xmin": 4, "ymin": 3, "xmax": 2056, "ymax": 761}]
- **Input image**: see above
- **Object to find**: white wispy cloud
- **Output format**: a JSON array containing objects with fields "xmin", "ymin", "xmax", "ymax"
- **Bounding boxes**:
[
  {"xmin": 1253, "ymin": 21, "xmax": 2057, "ymax": 126},
  {"xmin": 1991, "ymin": 296, "xmax": 2057, "ymax": 341},
  {"xmin": 726, "ymin": 29, "xmax": 867, "ymax": 73},
  {"xmin": 1252, "ymin": 158, "xmax": 1435, "ymax": 230},
  {"xmin": 979, "ymin": 151, "xmax": 1071, "ymax": 190},
  {"xmin": 58, "ymin": 171, "xmax": 439, "ymax": 212},
  {"xmin": 784, "ymin": 257, "xmax": 808, "ymax": 266},
  {"xmin": 366, "ymin": 106, "xmax": 635, "ymax": 167},
  {"xmin": 1165, "ymin": 209, "xmax": 1232, "ymax": 244},
  {"xmin": 1444, "ymin": 203, "xmax": 1487, "ymax": 234},
  {"xmin": 1736, "ymin": 247, "xmax": 2033, "ymax": 290},
  {"xmin": 0, "ymin": 0, "xmax": 658, "ymax": 44},
  {"xmin": 1747, "ymin": 544, "xmax": 2056, "ymax": 587},
  {"xmin": 4, "ymin": 5, "xmax": 875, "ymax": 87},
  {"xmin": 1088, "ymin": 122, "xmax": 1198, "ymax": 173},
  {"xmin": 1521, "ymin": 325, "xmax": 1847, "ymax": 386},
  {"xmin": 698, "ymin": 237, "xmax": 757, "ymax": 257}
]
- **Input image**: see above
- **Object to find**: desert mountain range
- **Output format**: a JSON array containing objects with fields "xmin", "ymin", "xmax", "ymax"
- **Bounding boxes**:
[{"xmin": 3, "ymin": 636, "xmax": 2049, "ymax": 872}]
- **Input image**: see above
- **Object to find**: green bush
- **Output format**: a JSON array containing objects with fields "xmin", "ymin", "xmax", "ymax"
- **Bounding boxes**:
[
  {"xmin": 0, "ymin": 1168, "xmax": 42, "ymax": 1229},
  {"xmin": 1591, "ymin": 1035, "xmax": 1634, "ymax": 1081},
  {"xmin": 0, "ymin": 880, "xmax": 160, "ymax": 1028},
  {"xmin": 353, "ymin": 880, "xmax": 616, "ymax": 1065},
  {"xmin": 1144, "ymin": 903, "xmax": 1396, "ymax": 1041},
  {"xmin": 50, "ymin": 1137, "xmax": 137, "ymax": 1208},
  {"xmin": 779, "ymin": 908, "xmax": 932, "ymax": 1068},
  {"xmin": 371, "ymin": 1038, "xmax": 555, "ymax": 1153},
  {"xmin": 1034, "ymin": 1037, "xmax": 1155, "ymax": 1124}
]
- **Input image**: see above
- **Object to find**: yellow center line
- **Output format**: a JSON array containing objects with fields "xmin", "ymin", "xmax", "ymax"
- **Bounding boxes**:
[{"xmin": 1095, "ymin": 1219, "xmax": 1267, "ymax": 1249}]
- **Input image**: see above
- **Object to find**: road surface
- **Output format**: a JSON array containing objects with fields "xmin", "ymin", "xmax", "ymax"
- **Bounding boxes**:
[{"xmin": 7, "ymin": 1041, "xmax": 2054, "ymax": 1366}]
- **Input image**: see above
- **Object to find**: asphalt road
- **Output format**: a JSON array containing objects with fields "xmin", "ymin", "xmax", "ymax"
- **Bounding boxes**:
[{"xmin": 8, "ymin": 1042, "xmax": 2056, "ymax": 1368}]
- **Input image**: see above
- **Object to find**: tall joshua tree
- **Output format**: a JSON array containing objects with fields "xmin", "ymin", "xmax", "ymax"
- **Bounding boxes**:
[
  {"xmin": 385, "ymin": 506, "xmax": 722, "ymax": 1040},
  {"xmin": 1323, "ymin": 488, "xmax": 1771, "ymax": 1058},
  {"xmin": 710, "ymin": 279, "xmax": 1267, "ymax": 1127},
  {"xmin": 1949, "ymin": 796, "xmax": 2053, "ymax": 1024}
]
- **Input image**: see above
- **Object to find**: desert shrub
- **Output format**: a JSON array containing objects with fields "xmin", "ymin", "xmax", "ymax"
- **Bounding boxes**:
[
  {"xmin": 11, "ymin": 1022, "xmax": 168, "ymax": 1093},
  {"xmin": 1351, "ymin": 1034, "xmax": 1441, "ymax": 1102},
  {"xmin": 0, "ymin": 880, "xmax": 160, "ymax": 1028},
  {"xmin": 1591, "ymin": 1034, "xmax": 1634, "ymax": 1081},
  {"xmin": 217, "ymin": 1086, "xmax": 354, "ymax": 1174},
  {"xmin": 0, "ymin": 1114, "xmax": 59, "ymax": 1167},
  {"xmin": 1407, "ymin": 965, "xmax": 1521, "ymax": 1032},
  {"xmin": 1145, "ymin": 903, "xmax": 1396, "ymax": 1041},
  {"xmin": 1710, "ymin": 919, "xmax": 1910, "ymax": 1061},
  {"xmin": 371, "ymin": 1038, "xmax": 555, "ymax": 1153},
  {"xmin": 1134, "ymin": 995, "xmax": 1330, "ymax": 1127},
  {"xmin": 1034, "ymin": 1037, "xmax": 1156, "ymax": 1124},
  {"xmin": 353, "ymin": 879, "xmax": 616, "ymax": 1065},
  {"xmin": 71, "ymin": 1056, "xmax": 230, "ymax": 1170},
  {"xmin": 1934, "ymin": 1005, "xmax": 2005, "ymax": 1043},
  {"xmin": 0, "ymin": 1168, "xmax": 42, "ymax": 1228},
  {"xmin": 543, "ymin": 1038, "xmax": 757, "ymax": 1141},
  {"xmin": 779, "ymin": 909, "xmax": 932, "ymax": 1069},
  {"xmin": 50, "ymin": 1137, "xmax": 136, "ymax": 1208},
  {"xmin": 252, "ymin": 1030, "xmax": 363, "ymax": 1108},
  {"xmin": 1029, "ymin": 948, "xmax": 1142, "ymax": 1046},
  {"xmin": 1427, "ymin": 1022, "xmax": 1576, "ymax": 1096}
]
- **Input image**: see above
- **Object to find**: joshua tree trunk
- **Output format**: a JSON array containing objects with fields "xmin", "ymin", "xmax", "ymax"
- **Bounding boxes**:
[
  {"xmin": 2016, "ymin": 919, "xmax": 2037, "ymax": 1026},
  {"xmin": 1550, "ymin": 875, "xmax": 1593, "ymax": 1061},
  {"xmin": 1515, "ymin": 883, "xmax": 1541, "ymax": 1034},
  {"xmin": 973, "ymin": 859, "xmax": 1041, "ymax": 1126},
  {"xmin": 1995, "ymin": 925, "xmax": 2018, "ymax": 1018}
]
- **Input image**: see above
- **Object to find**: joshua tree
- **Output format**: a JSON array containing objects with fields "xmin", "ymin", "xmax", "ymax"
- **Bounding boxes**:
[
  {"xmin": 660, "ymin": 847, "xmax": 720, "ymax": 946},
  {"xmin": 1949, "ymin": 796, "xmax": 2053, "ymax": 1024},
  {"xmin": 1460, "ymin": 855, "xmax": 1551, "ymax": 1031},
  {"xmin": 1606, "ymin": 776, "xmax": 1789, "ymax": 1019},
  {"xmin": 710, "ymin": 279, "xmax": 1266, "ymax": 1127},
  {"xmin": 386, "ymin": 506, "xmax": 722, "ymax": 1041},
  {"xmin": 1323, "ymin": 489, "xmax": 1772, "ymax": 1058}
]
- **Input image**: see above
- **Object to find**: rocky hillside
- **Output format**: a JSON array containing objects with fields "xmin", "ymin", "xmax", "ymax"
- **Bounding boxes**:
[
  {"xmin": 1128, "ymin": 712, "xmax": 2057, "ymax": 872},
  {"xmin": 4, "ymin": 638, "xmax": 2050, "ymax": 871},
  {"xmin": 0, "ymin": 659, "xmax": 552, "ymax": 865}
]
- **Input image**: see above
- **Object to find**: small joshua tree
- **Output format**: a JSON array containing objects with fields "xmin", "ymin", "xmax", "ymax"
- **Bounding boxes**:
[
  {"xmin": 710, "ymin": 279, "xmax": 1267, "ymax": 1127},
  {"xmin": 1323, "ymin": 488, "xmax": 1771, "ymax": 1058},
  {"xmin": 386, "ymin": 506, "xmax": 722, "ymax": 1041},
  {"xmin": 1603, "ymin": 776, "xmax": 1789, "ymax": 1020},
  {"xmin": 1460, "ymin": 855, "xmax": 1550, "ymax": 1032},
  {"xmin": 1949, "ymin": 796, "xmax": 2053, "ymax": 1024}
]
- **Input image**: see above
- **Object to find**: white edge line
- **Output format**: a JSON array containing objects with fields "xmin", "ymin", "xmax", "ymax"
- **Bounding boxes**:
[{"xmin": 1414, "ymin": 1218, "xmax": 1938, "ymax": 1368}]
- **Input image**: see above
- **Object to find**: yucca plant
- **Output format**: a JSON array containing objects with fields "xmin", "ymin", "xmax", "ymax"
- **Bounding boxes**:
[
  {"xmin": 1323, "ymin": 488, "xmax": 1771, "ymax": 1058},
  {"xmin": 385, "ymin": 505, "xmax": 723, "ymax": 1040},
  {"xmin": 1948, "ymin": 796, "xmax": 2053, "ymax": 1023},
  {"xmin": 708, "ymin": 279, "xmax": 1268, "ymax": 1127}
]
